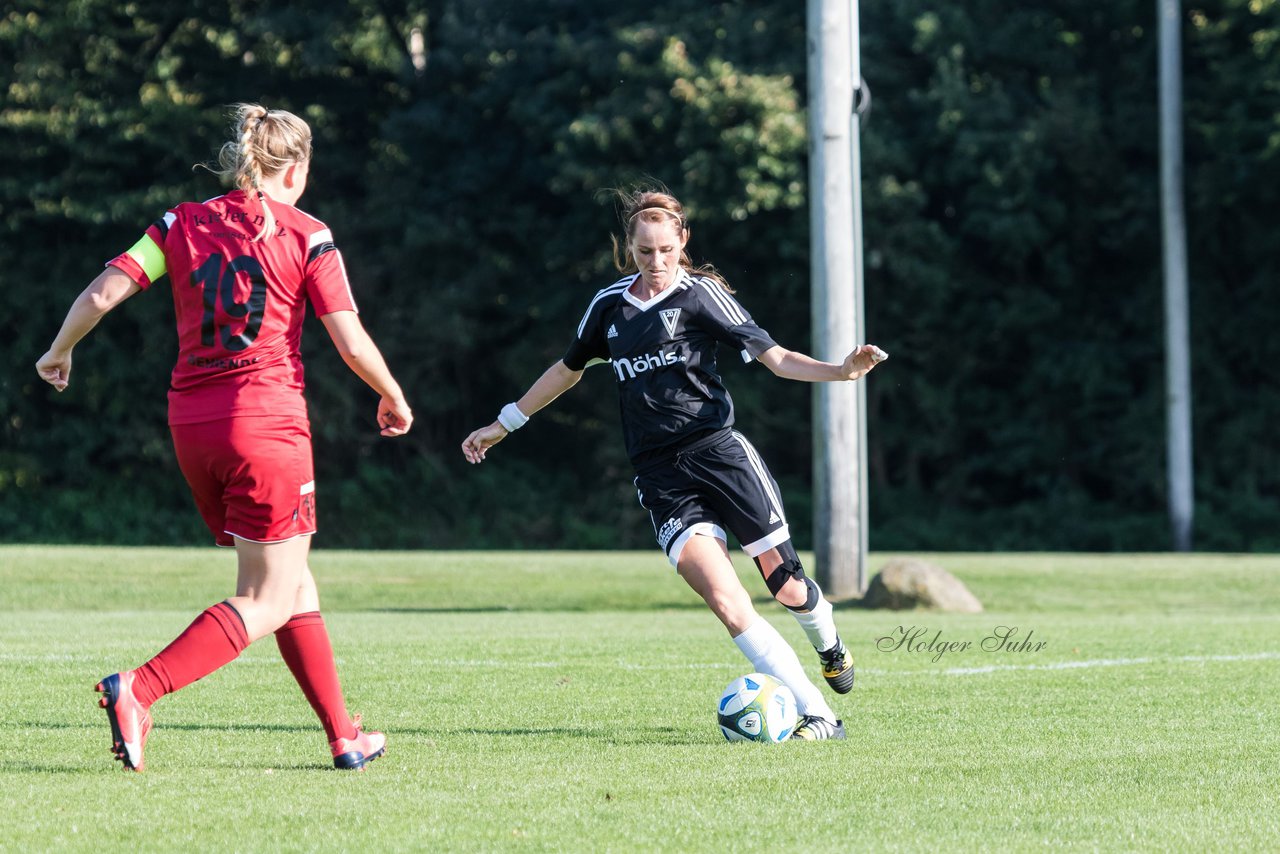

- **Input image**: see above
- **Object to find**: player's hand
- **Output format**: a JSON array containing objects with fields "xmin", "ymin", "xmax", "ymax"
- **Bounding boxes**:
[
  {"xmin": 841, "ymin": 344, "xmax": 888, "ymax": 380},
  {"xmin": 36, "ymin": 348, "xmax": 73, "ymax": 392},
  {"xmin": 378, "ymin": 395, "xmax": 413, "ymax": 437},
  {"xmin": 461, "ymin": 422, "xmax": 509, "ymax": 464}
]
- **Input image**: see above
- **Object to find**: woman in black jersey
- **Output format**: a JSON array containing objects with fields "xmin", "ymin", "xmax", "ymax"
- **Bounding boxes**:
[{"xmin": 462, "ymin": 188, "xmax": 887, "ymax": 739}]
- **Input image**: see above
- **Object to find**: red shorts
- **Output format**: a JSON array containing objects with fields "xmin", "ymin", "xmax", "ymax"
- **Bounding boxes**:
[{"xmin": 170, "ymin": 415, "xmax": 316, "ymax": 547}]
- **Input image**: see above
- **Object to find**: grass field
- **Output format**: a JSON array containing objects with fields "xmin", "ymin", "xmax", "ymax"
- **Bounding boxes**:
[{"xmin": 1, "ymin": 546, "xmax": 1278, "ymax": 851}]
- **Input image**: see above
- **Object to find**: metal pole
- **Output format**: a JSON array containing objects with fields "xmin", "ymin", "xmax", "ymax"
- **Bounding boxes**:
[
  {"xmin": 807, "ymin": 0, "xmax": 864, "ymax": 597},
  {"xmin": 1158, "ymin": 0, "xmax": 1194, "ymax": 550},
  {"xmin": 850, "ymin": 0, "xmax": 869, "ymax": 584}
]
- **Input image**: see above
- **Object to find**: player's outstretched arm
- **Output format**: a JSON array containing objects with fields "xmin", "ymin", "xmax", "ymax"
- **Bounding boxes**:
[
  {"xmin": 461, "ymin": 360, "xmax": 583, "ymax": 464},
  {"xmin": 757, "ymin": 344, "xmax": 888, "ymax": 383},
  {"xmin": 36, "ymin": 267, "xmax": 142, "ymax": 392},
  {"xmin": 320, "ymin": 310, "xmax": 413, "ymax": 437}
]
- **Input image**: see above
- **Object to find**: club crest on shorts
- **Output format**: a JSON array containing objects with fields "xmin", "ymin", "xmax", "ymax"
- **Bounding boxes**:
[
  {"xmin": 299, "ymin": 480, "xmax": 316, "ymax": 528},
  {"xmin": 660, "ymin": 308, "xmax": 681, "ymax": 339},
  {"xmin": 657, "ymin": 516, "xmax": 683, "ymax": 550}
]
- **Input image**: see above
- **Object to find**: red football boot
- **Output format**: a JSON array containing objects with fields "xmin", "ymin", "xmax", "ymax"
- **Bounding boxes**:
[
  {"xmin": 96, "ymin": 672, "xmax": 153, "ymax": 771},
  {"xmin": 330, "ymin": 714, "xmax": 386, "ymax": 770}
]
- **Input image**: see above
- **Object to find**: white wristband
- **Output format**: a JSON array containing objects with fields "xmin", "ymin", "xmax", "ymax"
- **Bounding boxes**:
[{"xmin": 497, "ymin": 402, "xmax": 529, "ymax": 432}]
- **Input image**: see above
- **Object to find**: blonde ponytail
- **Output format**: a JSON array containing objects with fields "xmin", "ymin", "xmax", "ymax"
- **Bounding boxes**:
[{"xmin": 212, "ymin": 103, "xmax": 312, "ymax": 242}]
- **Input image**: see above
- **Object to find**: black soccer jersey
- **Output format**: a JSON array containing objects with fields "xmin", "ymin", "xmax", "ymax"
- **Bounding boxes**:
[{"xmin": 562, "ymin": 268, "xmax": 778, "ymax": 464}]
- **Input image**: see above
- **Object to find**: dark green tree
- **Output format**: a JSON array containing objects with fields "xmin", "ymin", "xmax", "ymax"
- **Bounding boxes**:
[{"xmin": 3, "ymin": 0, "xmax": 1277, "ymax": 551}]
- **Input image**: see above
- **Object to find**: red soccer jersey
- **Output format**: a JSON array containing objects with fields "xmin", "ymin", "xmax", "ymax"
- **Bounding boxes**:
[{"xmin": 108, "ymin": 190, "xmax": 357, "ymax": 424}]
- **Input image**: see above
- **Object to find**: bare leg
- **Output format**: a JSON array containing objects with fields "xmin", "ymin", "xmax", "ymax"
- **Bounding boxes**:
[
  {"xmin": 272, "ymin": 559, "xmax": 371, "ymax": 747},
  {"xmin": 291, "ymin": 564, "xmax": 322, "ymax": 615},
  {"xmin": 674, "ymin": 534, "xmax": 835, "ymax": 721},
  {"xmin": 227, "ymin": 535, "xmax": 312, "ymax": 642},
  {"xmin": 675, "ymin": 534, "xmax": 759, "ymax": 635},
  {"xmin": 753, "ymin": 546, "xmax": 809, "ymax": 609}
]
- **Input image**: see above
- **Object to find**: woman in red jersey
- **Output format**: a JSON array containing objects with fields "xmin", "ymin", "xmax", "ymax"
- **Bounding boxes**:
[{"xmin": 35, "ymin": 104, "xmax": 411, "ymax": 772}]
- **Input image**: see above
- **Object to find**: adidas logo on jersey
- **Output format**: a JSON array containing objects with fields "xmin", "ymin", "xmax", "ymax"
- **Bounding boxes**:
[
  {"xmin": 612, "ymin": 348, "xmax": 686, "ymax": 382},
  {"xmin": 607, "ymin": 324, "xmax": 619, "ymax": 338},
  {"xmin": 768, "ymin": 512, "xmax": 781, "ymax": 525}
]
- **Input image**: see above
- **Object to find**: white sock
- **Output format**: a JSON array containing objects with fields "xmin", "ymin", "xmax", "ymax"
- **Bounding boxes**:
[
  {"xmin": 790, "ymin": 592, "xmax": 839, "ymax": 653},
  {"xmin": 732, "ymin": 619, "xmax": 837, "ymax": 722}
]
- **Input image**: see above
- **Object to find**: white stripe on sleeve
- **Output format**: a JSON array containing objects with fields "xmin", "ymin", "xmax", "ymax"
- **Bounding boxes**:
[
  {"xmin": 697, "ymin": 279, "xmax": 748, "ymax": 326},
  {"xmin": 576, "ymin": 276, "xmax": 635, "ymax": 338},
  {"xmin": 334, "ymin": 249, "xmax": 358, "ymax": 313}
]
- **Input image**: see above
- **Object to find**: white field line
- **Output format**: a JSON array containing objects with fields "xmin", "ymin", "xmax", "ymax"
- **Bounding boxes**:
[
  {"xmin": 0, "ymin": 654, "xmax": 736, "ymax": 670},
  {"xmin": 932, "ymin": 650, "xmax": 1280, "ymax": 677},
  {"xmin": 432, "ymin": 660, "xmax": 740, "ymax": 670},
  {"xmin": 5, "ymin": 651, "xmax": 1277, "ymax": 675},
  {"xmin": 424, "ymin": 652, "xmax": 1280, "ymax": 675}
]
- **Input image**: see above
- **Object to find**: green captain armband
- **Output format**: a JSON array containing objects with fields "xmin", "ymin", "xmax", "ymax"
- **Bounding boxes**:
[{"xmin": 124, "ymin": 233, "xmax": 167, "ymax": 284}]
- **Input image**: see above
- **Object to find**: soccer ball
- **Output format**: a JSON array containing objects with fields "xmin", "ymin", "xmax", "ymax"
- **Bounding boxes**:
[{"xmin": 717, "ymin": 673, "xmax": 798, "ymax": 743}]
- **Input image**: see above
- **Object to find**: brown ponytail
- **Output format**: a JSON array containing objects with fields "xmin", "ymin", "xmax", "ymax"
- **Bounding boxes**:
[{"xmin": 608, "ymin": 187, "xmax": 733, "ymax": 292}]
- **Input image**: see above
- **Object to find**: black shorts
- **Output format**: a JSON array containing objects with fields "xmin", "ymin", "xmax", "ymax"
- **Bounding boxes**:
[{"xmin": 633, "ymin": 428, "xmax": 791, "ymax": 567}]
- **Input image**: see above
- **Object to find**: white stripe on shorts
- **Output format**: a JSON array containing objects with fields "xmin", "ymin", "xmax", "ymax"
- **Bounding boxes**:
[
  {"xmin": 741, "ymin": 525, "xmax": 792, "ymax": 557},
  {"xmin": 224, "ymin": 531, "xmax": 314, "ymax": 545},
  {"xmin": 667, "ymin": 522, "xmax": 727, "ymax": 569},
  {"xmin": 729, "ymin": 431, "xmax": 786, "ymax": 523}
]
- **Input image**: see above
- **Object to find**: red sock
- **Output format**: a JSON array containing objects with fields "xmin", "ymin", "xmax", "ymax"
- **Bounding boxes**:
[
  {"xmin": 274, "ymin": 611, "xmax": 356, "ymax": 743},
  {"xmin": 130, "ymin": 601, "xmax": 249, "ymax": 708}
]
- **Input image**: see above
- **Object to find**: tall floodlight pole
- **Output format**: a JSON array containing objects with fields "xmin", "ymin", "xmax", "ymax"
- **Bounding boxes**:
[
  {"xmin": 1159, "ymin": 0, "xmax": 1194, "ymax": 550},
  {"xmin": 807, "ymin": 0, "xmax": 867, "ymax": 596},
  {"xmin": 850, "ymin": 1, "xmax": 869, "ymax": 584}
]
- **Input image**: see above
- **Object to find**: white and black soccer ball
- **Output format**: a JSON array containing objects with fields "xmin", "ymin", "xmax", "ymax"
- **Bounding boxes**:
[{"xmin": 717, "ymin": 673, "xmax": 798, "ymax": 743}]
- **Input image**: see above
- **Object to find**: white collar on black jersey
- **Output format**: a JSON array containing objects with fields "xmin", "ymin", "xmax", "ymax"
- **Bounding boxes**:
[{"xmin": 622, "ymin": 268, "xmax": 691, "ymax": 311}]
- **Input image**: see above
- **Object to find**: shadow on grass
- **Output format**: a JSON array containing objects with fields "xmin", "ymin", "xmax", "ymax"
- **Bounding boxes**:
[
  {"xmin": 19, "ymin": 720, "xmax": 325, "ymax": 735},
  {"xmin": 0, "ymin": 759, "xmax": 331, "ymax": 774},
  {"xmin": 455, "ymin": 725, "xmax": 706, "ymax": 745},
  {"xmin": 0, "ymin": 760, "xmax": 99, "ymax": 775},
  {"xmin": 27, "ymin": 717, "xmax": 708, "ymax": 739},
  {"xmin": 369, "ymin": 601, "xmax": 707, "ymax": 614},
  {"xmin": 25, "ymin": 719, "xmax": 708, "ymax": 745},
  {"xmin": 151, "ymin": 722, "xmax": 320, "ymax": 734}
]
